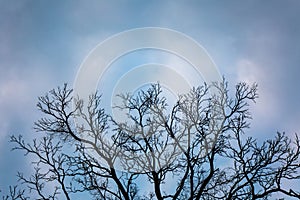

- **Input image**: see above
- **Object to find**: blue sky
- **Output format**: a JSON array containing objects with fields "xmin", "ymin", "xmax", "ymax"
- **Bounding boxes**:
[{"xmin": 0, "ymin": 0, "xmax": 300, "ymax": 196}]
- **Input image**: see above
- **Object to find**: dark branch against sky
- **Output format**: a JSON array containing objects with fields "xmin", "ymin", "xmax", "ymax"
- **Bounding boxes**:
[{"xmin": 0, "ymin": 0, "xmax": 300, "ymax": 197}]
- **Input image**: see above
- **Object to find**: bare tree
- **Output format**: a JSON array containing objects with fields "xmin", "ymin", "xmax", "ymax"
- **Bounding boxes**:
[{"xmin": 2, "ymin": 80, "xmax": 300, "ymax": 199}]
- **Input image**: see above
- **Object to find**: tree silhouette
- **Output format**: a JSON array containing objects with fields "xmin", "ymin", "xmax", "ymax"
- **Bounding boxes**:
[{"xmin": 2, "ymin": 80, "xmax": 300, "ymax": 200}]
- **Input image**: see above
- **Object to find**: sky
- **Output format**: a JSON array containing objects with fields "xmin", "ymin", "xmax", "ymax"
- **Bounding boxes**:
[{"xmin": 0, "ymin": 0, "xmax": 300, "ymax": 197}]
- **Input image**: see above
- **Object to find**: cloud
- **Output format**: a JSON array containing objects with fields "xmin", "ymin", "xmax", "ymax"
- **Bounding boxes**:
[
  {"xmin": 235, "ymin": 59, "xmax": 280, "ymax": 135},
  {"xmin": 0, "ymin": 76, "xmax": 31, "ymax": 143},
  {"xmin": 0, "ymin": 0, "xmax": 299, "ymax": 196}
]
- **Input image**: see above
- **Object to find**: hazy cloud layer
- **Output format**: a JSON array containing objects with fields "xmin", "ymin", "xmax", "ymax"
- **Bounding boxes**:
[{"xmin": 0, "ymin": 0, "xmax": 299, "ymax": 192}]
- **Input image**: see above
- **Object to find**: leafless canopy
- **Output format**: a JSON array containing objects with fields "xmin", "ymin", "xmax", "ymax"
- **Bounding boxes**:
[{"xmin": 2, "ymin": 80, "xmax": 300, "ymax": 200}]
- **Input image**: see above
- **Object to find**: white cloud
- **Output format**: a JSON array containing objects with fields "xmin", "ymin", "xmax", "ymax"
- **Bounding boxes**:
[
  {"xmin": 236, "ymin": 59, "xmax": 261, "ymax": 85},
  {"xmin": 235, "ymin": 59, "xmax": 280, "ymax": 134},
  {"xmin": 0, "ymin": 78, "xmax": 30, "ymax": 142}
]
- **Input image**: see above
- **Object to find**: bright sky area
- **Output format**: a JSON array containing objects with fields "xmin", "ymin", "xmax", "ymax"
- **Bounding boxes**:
[{"xmin": 0, "ymin": 0, "xmax": 299, "ymax": 196}]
